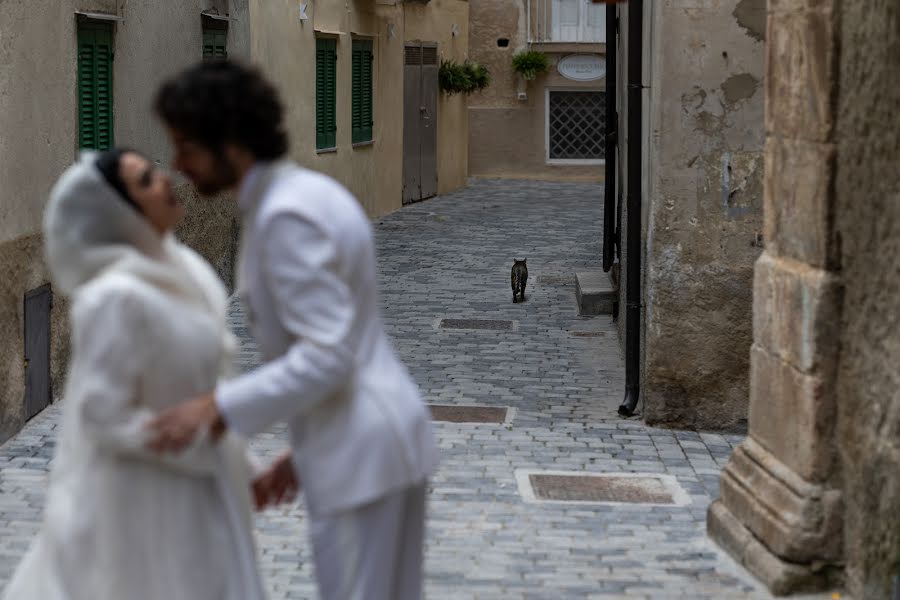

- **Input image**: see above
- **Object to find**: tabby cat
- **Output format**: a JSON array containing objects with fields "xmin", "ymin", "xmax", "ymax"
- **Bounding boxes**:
[{"xmin": 511, "ymin": 259, "xmax": 528, "ymax": 303}]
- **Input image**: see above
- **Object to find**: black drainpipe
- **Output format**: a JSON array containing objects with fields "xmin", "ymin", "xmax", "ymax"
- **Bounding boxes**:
[
  {"xmin": 602, "ymin": 1, "xmax": 617, "ymax": 272},
  {"xmin": 618, "ymin": 0, "xmax": 643, "ymax": 417}
]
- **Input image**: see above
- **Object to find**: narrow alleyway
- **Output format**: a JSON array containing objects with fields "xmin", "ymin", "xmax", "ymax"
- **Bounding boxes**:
[{"xmin": 0, "ymin": 180, "xmax": 830, "ymax": 599}]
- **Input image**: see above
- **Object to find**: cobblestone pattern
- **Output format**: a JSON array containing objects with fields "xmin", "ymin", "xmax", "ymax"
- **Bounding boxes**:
[{"xmin": 0, "ymin": 180, "xmax": 832, "ymax": 599}]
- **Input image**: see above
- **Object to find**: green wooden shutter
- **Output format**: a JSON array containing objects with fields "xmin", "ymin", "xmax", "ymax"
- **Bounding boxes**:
[
  {"xmin": 316, "ymin": 38, "xmax": 337, "ymax": 150},
  {"xmin": 77, "ymin": 22, "xmax": 114, "ymax": 150},
  {"xmin": 352, "ymin": 39, "xmax": 373, "ymax": 144},
  {"xmin": 203, "ymin": 30, "xmax": 227, "ymax": 60}
]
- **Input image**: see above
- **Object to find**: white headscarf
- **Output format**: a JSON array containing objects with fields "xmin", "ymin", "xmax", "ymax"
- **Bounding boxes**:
[{"xmin": 43, "ymin": 152, "xmax": 215, "ymax": 313}]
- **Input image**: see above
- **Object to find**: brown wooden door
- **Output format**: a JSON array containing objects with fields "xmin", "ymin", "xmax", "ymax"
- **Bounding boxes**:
[{"xmin": 402, "ymin": 42, "xmax": 439, "ymax": 204}]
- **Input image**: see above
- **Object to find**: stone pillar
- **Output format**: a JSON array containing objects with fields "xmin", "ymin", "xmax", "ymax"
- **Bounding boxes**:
[{"xmin": 707, "ymin": 0, "xmax": 844, "ymax": 593}]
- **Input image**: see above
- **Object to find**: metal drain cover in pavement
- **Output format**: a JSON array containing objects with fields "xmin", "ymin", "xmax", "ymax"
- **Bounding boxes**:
[
  {"xmin": 429, "ymin": 405, "xmax": 512, "ymax": 424},
  {"xmin": 538, "ymin": 275, "xmax": 574, "ymax": 285},
  {"xmin": 516, "ymin": 470, "xmax": 690, "ymax": 506},
  {"xmin": 439, "ymin": 319, "xmax": 514, "ymax": 331}
]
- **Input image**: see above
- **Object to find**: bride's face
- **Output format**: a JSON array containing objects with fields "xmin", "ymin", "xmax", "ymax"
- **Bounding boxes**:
[{"xmin": 119, "ymin": 152, "xmax": 185, "ymax": 234}]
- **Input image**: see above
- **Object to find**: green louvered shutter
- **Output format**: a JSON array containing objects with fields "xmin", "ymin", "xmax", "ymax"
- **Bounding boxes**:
[
  {"xmin": 316, "ymin": 38, "xmax": 337, "ymax": 150},
  {"xmin": 352, "ymin": 39, "xmax": 373, "ymax": 144},
  {"xmin": 77, "ymin": 22, "xmax": 114, "ymax": 150},
  {"xmin": 203, "ymin": 29, "xmax": 227, "ymax": 60}
]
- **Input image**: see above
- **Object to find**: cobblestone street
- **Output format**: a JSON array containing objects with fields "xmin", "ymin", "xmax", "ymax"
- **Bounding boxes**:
[{"xmin": 0, "ymin": 180, "xmax": 832, "ymax": 599}]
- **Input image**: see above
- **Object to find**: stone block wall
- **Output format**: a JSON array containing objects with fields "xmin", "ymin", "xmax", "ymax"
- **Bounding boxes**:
[
  {"xmin": 709, "ymin": 0, "xmax": 900, "ymax": 597},
  {"xmin": 833, "ymin": 0, "xmax": 900, "ymax": 596}
]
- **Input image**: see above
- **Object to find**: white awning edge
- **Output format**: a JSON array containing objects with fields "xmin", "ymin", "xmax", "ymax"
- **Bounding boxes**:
[
  {"xmin": 75, "ymin": 10, "xmax": 124, "ymax": 21},
  {"xmin": 201, "ymin": 11, "xmax": 238, "ymax": 21}
]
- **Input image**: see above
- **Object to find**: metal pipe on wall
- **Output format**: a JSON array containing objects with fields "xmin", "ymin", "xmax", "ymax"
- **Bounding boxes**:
[
  {"xmin": 602, "ymin": 1, "xmax": 617, "ymax": 272},
  {"xmin": 618, "ymin": 0, "xmax": 642, "ymax": 417}
]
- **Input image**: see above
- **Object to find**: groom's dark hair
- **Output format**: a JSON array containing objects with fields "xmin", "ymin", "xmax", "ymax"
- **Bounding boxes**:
[{"xmin": 154, "ymin": 60, "xmax": 288, "ymax": 160}]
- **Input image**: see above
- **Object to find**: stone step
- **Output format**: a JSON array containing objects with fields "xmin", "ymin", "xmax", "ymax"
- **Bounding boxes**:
[{"xmin": 575, "ymin": 269, "xmax": 617, "ymax": 316}]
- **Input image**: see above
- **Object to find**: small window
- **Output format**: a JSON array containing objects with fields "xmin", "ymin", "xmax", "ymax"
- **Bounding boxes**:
[
  {"xmin": 497, "ymin": 38, "xmax": 510, "ymax": 48},
  {"xmin": 77, "ymin": 20, "xmax": 114, "ymax": 150},
  {"xmin": 316, "ymin": 38, "xmax": 338, "ymax": 151},
  {"xmin": 550, "ymin": 0, "xmax": 605, "ymax": 43},
  {"xmin": 202, "ymin": 17, "xmax": 228, "ymax": 60},
  {"xmin": 351, "ymin": 39, "xmax": 374, "ymax": 145},
  {"xmin": 547, "ymin": 91, "xmax": 606, "ymax": 162}
]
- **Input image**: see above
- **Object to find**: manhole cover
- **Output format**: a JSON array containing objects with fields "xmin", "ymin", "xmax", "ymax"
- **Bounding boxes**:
[
  {"xmin": 440, "ymin": 319, "xmax": 514, "ymax": 331},
  {"xmin": 539, "ymin": 275, "xmax": 573, "ymax": 285},
  {"xmin": 429, "ymin": 405, "xmax": 512, "ymax": 424},
  {"xmin": 516, "ymin": 470, "xmax": 690, "ymax": 506}
]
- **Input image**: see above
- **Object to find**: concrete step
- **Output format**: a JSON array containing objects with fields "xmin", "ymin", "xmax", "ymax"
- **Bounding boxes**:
[{"xmin": 575, "ymin": 269, "xmax": 617, "ymax": 316}]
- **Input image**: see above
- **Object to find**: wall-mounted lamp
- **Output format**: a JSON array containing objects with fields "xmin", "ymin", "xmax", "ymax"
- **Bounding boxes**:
[
  {"xmin": 387, "ymin": 23, "xmax": 396, "ymax": 39},
  {"xmin": 451, "ymin": 23, "xmax": 460, "ymax": 37},
  {"xmin": 299, "ymin": 3, "xmax": 309, "ymax": 21}
]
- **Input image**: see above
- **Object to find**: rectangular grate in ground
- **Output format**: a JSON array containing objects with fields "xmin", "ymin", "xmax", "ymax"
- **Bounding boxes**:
[
  {"xmin": 428, "ymin": 404, "xmax": 513, "ymax": 424},
  {"xmin": 538, "ymin": 274, "xmax": 574, "ymax": 285},
  {"xmin": 439, "ymin": 318, "xmax": 514, "ymax": 331},
  {"xmin": 516, "ymin": 470, "xmax": 691, "ymax": 506},
  {"xmin": 570, "ymin": 331, "xmax": 608, "ymax": 338}
]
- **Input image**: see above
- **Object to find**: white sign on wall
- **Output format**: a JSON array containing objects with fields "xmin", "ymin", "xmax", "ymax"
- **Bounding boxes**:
[{"xmin": 557, "ymin": 55, "xmax": 606, "ymax": 82}]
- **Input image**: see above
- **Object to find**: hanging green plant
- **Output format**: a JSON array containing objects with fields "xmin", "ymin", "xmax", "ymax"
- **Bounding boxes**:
[
  {"xmin": 439, "ymin": 60, "xmax": 491, "ymax": 95},
  {"xmin": 512, "ymin": 50, "xmax": 549, "ymax": 81}
]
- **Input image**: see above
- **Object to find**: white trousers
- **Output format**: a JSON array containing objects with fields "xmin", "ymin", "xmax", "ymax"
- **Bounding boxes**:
[{"xmin": 310, "ymin": 482, "xmax": 427, "ymax": 600}]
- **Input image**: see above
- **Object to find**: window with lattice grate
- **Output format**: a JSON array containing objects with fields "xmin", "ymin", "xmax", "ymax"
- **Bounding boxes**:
[{"xmin": 547, "ymin": 90, "xmax": 605, "ymax": 162}]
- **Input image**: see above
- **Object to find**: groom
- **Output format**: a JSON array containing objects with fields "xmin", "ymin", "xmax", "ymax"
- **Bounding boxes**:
[{"xmin": 147, "ymin": 61, "xmax": 437, "ymax": 600}]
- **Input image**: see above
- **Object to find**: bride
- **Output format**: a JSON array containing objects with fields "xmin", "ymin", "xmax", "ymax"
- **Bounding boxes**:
[{"xmin": 2, "ymin": 149, "xmax": 266, "ymax": 600}]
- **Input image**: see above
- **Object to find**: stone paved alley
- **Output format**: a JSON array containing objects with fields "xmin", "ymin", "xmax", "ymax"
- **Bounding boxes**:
[{"xmin": 0, "ymin": 180, "xmax": 833, "ymax": 599}]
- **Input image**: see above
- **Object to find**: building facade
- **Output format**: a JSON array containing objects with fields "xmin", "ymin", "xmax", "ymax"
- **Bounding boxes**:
[
  {"xmin": 709, "ymin": 0, "xmax": 900, "ymax": 597},
  {"xmin": 249, "ymin": 0, "xmax": 470, "ymax": 217},
  {"xmin": 468, "ymin": 0, "xmax": 606, "ymax": 181},
  {"xmin": 610, "ymin": 0, "xmax": 766, "ymax": 430},
  {"xmin": 0, "ymin": 0, "xmax": 251, "ymax": 443}
]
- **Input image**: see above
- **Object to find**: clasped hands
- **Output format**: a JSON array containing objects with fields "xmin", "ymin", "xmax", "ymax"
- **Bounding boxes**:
[{"xmin": 145, "ymin": 391, "xmax": 299, "ymax": 511}]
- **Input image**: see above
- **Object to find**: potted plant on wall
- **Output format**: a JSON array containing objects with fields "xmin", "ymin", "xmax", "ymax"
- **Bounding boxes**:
[
  {"xmin": 439, "ymin": 60, "xmax": 491, "ymax": 95},
  {"xmin": 512, "ymin": 50, "xmax": 549, "ymax": 82}
]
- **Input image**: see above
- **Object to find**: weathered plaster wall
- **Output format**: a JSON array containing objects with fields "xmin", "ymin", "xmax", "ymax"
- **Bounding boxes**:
[
  {"xmin": 0, "ymin": 1, "xmax": 76, "ymax": 243},
  {"xmin": 468, "ymin": 0, "xmax": 604, "ymax": 181},
  {"xmin": 641, "ymin": 0, "xmax": 765, "ymax": 431},
  {"xmin": 114, "ymin": 0, "xmax": 250, "ymax": 284},
  {"xmin": 0, "ymin": 0, "xmax": 249, "ymax": 443},
  {"xmin": 250, "ymin": 0, "xmax": 468, "ymax": 214},
  {"xmin": 833, "ymin": 0, "xmax": 900, "ymax": 596},
  {"xmin": 0, "ymin": 236, "xmax": 70, "ymax": 442}
]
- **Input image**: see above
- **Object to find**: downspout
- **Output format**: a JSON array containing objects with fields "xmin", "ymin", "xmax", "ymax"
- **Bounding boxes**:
[
  {"xmin": 602, "ymin": 1, "xmax": 617, "ymax": 272},
  {"xmin": 618, "ymin": 0, "xmax": 643, "ymax": 417}
]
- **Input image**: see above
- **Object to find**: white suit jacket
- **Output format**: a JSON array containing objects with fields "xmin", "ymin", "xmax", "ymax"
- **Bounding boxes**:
[{"xmin": 216, "ymin": 160, "xmax": 437, "ymax": 517}]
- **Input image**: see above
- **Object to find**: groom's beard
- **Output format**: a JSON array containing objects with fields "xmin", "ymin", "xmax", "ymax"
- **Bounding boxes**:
[{"xmin": 194, "ymin": 153, "xmax": 240, "ymax": 196}]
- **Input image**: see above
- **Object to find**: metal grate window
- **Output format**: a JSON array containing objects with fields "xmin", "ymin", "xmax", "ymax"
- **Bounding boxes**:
[{"xmin": 548, "ymin": 91, "xmax": 605, "ymax": 161}]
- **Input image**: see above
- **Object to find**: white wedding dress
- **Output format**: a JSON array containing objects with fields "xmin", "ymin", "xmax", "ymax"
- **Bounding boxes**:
[{"xmin": 2, "ymin": 153, "xmax": 266, "ymax": 600}]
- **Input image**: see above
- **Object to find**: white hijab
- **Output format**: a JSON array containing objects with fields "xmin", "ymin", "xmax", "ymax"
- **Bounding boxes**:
[{"xmin": 44, "ymin": 152, "xmax": 217, "ymax": 314}]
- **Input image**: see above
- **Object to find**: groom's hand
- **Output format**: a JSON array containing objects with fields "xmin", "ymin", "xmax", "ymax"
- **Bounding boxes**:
[
  {"xmin": 252, "ymin": 452, "xmax": 299, "ymax": 510},
  {"xmin": 147, "ymin": 391, "xmax": 226, "ymax": 453}
]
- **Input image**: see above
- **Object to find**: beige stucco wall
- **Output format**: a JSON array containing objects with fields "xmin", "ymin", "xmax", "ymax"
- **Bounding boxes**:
[
  {"xmin": 404, "ymin": 0, "xmax": 470, "ymax": 195},
  {"xmin": 0, "ymin": 0, "xmax": 249, "ymax": 443},
  {"xmin": 468, "ymin": 0, "xmax": 604, "ymax": 181},
  {"xmin": 249, "ymin": 0, "xmax": 468, "ymax": 214}
]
